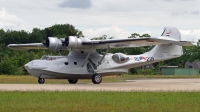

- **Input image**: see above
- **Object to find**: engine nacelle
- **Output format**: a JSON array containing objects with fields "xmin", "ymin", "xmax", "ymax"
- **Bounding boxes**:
[
  {"xmin": 65, "ymin": 36, "xmax": 82, "ymax": 49},
  {"xmin": 47, "ymin": 36, "xmax": 91, "ymax": 50},
  {"xmin": 47, "ymin": 37, "xmax": 65, "ymax": 50}
]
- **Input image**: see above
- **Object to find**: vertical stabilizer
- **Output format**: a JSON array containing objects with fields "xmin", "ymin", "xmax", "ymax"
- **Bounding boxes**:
[
  {"xmin": 147, "ymin": 27, "xmax": 183, "ymax": 60},
  {"xmin": 161, "ymin": 27, "xmax": 181, "ymax": 41}
]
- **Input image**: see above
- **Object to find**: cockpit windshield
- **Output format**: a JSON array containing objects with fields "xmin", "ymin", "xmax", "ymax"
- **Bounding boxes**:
[
  {"xmin": 40, "ymin": 55, "xmax": 64, "ymax": 61},
  {"xmin": 41, "ymin": 56, "xmax": 49, "ymax": 60}
]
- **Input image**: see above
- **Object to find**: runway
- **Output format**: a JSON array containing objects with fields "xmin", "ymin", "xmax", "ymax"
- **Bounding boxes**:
[{"xmin": 0, "ymin": 79, "xmax": 200, "ymax": 91}]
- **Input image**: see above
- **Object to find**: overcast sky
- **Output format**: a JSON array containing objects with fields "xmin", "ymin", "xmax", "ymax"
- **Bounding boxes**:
[{"xmin": 0, "ymin": 0, "xmax": 200, "ymax": 42}]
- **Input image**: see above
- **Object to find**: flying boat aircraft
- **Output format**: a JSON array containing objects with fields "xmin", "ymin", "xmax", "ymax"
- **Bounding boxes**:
[{"xmin": 8, "ymin": 27, "xmax": 193, "ymax": 84}]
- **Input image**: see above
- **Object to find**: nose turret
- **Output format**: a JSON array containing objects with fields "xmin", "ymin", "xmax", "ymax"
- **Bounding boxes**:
[
  {"xmin": 24, "ymin": 63, "xmax": 29, "ymax": 70},
  {"xmin": 24, "ymin": 61, "xmax": 32, "ymax": 73},
  {"xmin": 24, "ymin": 60, "xmax": 48, "ymax": 78}
]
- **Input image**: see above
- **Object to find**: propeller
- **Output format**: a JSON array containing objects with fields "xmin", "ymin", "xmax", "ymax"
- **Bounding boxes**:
[
  {"xmin": 63, "ymin": 27, "xmax": 73, "ymax": 47},
  {"xmin": 42, "ymin": 26, "xmax": 77, "ymax": 47},
  {"xmin": 43, "ymin": 28, "xmax": 50, "ymax": 47}
]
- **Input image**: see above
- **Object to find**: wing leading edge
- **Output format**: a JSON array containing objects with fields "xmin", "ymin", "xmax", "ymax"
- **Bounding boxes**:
[
  {"xmin": 7, "ymin": 37, "xmax": 194, "ymax": 50},
  {"xmin": 83, "ymin": 37, "xmax": 194, "ymax": 49},
  {"xmin": 7, "ymin": 27, "xmax": 194, "ymax": 50},
  {"xmin": 8, "ymin": 43, "xmax": 47, "ymax": 50}
]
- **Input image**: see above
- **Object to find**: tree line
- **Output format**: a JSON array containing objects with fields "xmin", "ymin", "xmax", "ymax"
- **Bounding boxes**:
[{"xmin": 0, "ymin": 23, "xmax": 199, "ymax": 75}]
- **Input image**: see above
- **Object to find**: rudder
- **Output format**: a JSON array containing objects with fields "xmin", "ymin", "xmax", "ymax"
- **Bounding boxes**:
[{"xmin": 161, "ymin": 27, "xmax": 181, "ymax": 41}]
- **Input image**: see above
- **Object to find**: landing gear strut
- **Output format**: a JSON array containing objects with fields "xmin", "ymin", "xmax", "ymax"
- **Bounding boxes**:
[
  {"xmin": 81, "ymin": 46, "xmax": 110, "ymax": 84},
  {"xmin": 68, "ymin": 79, "xmax": 78, "ymax": 84},
  {"xmin": 38, "ymin": 78, "xmax": 45, "ymax": 84},
  {"xmin": 92, "ymin": 73, "xmax": 102, "ymax": 84}
]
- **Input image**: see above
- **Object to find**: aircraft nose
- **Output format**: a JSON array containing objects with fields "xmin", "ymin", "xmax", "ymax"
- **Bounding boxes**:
[
  {"xmin": 24, "ymin": 63, "xmax": 29, "ymax": 70},
  {"xmin": 24, "ymin": 61, "xmax": 47, "ymax": 70}
]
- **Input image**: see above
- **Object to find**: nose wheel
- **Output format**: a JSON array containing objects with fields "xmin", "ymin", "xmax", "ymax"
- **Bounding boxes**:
[
  {"xmin": 92, "ymin": 73, "xmax": 102, "ymax": 84},
  {"xmin": 38, "ymin": 78, "xmax": 45, "ymax": 84}
]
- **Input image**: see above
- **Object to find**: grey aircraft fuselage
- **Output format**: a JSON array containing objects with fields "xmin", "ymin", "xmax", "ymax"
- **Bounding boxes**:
[
  {"xmin": 9, "ymin": 27, "xmax": 193, "ymax": 84},
  {"xmin": 24, "ymin": 44, "xmax": 180, "ymax": 80},
  {"xmin": 25, "ymin": 50, "xmax": 128, "ymax": 79}
]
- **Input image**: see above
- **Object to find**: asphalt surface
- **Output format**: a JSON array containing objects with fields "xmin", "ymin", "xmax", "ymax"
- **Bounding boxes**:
[{"xmin": 0, "ymin": 79, "xmax": 200, "ymax": 91}]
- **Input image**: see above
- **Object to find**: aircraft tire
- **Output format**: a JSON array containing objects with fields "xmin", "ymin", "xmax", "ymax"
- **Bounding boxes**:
[
  {"xmin": 92, "ymin": 73, "xmax": 102, "ymax": 84},
  {"xmin": 68, "ymin": 79, "xmax": 78, "ymax": 84},
  {"xmin": 38, "ymin": 78, "xmax": 45, "ymax": 84}
]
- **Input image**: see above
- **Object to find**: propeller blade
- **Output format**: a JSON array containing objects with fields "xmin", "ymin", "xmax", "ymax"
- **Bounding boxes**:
[{"xmin": 43, "ymin": 28, "xmax": 50, "ymax": 47}]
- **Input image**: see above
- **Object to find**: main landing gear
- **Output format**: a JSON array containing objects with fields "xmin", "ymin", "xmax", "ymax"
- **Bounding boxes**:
[
  {"xmin": 92, "ymin": 73, "xmax": 102, "ymax": 84},
  {"xmin": 86, "ymin": 59, "xmax": 102, "ymax": 84},
  {"xmin": 37, "ymin": 77, "xmax": 102, "ymax": 84},
  {"xmin": 81, "ymin": 46, "xmax": 110, "ymax": 85},
  {"xmin": 68, "ymin": 79, "xmax": 78, "ymax": 84},
  {"xmin": 38, "ymin": 78, "xmax": 45, "ymax": 84}
]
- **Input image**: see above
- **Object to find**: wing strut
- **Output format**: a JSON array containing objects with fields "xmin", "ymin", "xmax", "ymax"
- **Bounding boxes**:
[
  {"xmin": 81, "ymin": 47, "xmax": 94, "ymax": 67},
  {"xmin": 97, "ymin": 46, "xmax": 110, "ymax": 67}
]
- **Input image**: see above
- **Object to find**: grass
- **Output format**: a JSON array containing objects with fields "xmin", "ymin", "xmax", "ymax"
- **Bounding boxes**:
[
  {"xmin": 0, "ymin": 91, "xmax": 200, "ymax": 112},
  {"xmin": 0, "ymin": 75, "xmax": 200, "ymax": 111},
  {"xmin": 0, "ymin": 74, "xmax": 200, "ymax": 84},
  {"xmin": 0, "ymin": 75, "xmax": 123, "ymax": 84}
]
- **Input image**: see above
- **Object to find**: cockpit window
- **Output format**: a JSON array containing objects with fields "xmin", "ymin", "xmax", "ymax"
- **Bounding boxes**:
[
  {"xmin": 112, "ymin": 53, "xmax": 129, "ymax": 63},
  {"xmin": 49, "ymin": 57, "xmax": 56, "ymax": 60},
  {"xmin": 41, "ymin": 56, "xmax": 49, "ymax": 60},
  {"xmin": 40, "ymin": 56, "xmax": 63, "ymax": 61}
]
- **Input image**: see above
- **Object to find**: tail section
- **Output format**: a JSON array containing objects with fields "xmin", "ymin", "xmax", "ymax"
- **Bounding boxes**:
[
  {"xmin": 146, "ymin": 27, "xmax": 183, "ymax": 60},
  {"xmin": 113, "ymin": 27, "xmax": 193, "ymax": 69},
  {"xmin": 161, "ymin": 27, "xmax": 181, "ymax": 41}
]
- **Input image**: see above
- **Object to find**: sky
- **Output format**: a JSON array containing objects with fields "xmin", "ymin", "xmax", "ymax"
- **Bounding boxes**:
[{"xmin": 0, "ymin": 0, "xmax": 200, "ymax": 42}]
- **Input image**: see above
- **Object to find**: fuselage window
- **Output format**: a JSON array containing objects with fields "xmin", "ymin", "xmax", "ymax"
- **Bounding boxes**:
[
  {"xmin": 112, "ymin": 55, "xmax": 119, "ymax": 62},
  {"xmin": 64, "ymin": 62, "xmax": 68, "ymax": 65},
  {"xmin": 74, "ymin": 62, "xmax": 77, "ymax": 65}
]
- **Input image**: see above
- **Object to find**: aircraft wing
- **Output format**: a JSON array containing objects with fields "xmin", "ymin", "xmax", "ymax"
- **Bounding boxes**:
[
  {"xmin": 7, "ymin": 43, "xmax": 47, "ymax": 50},
  {"xmin": 82, "ymin": 37, "xmax": 194, "ymax": 49},
  {"xmin": 7, "ymin": 37, "xmax": 194, "ymax": 50}
]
